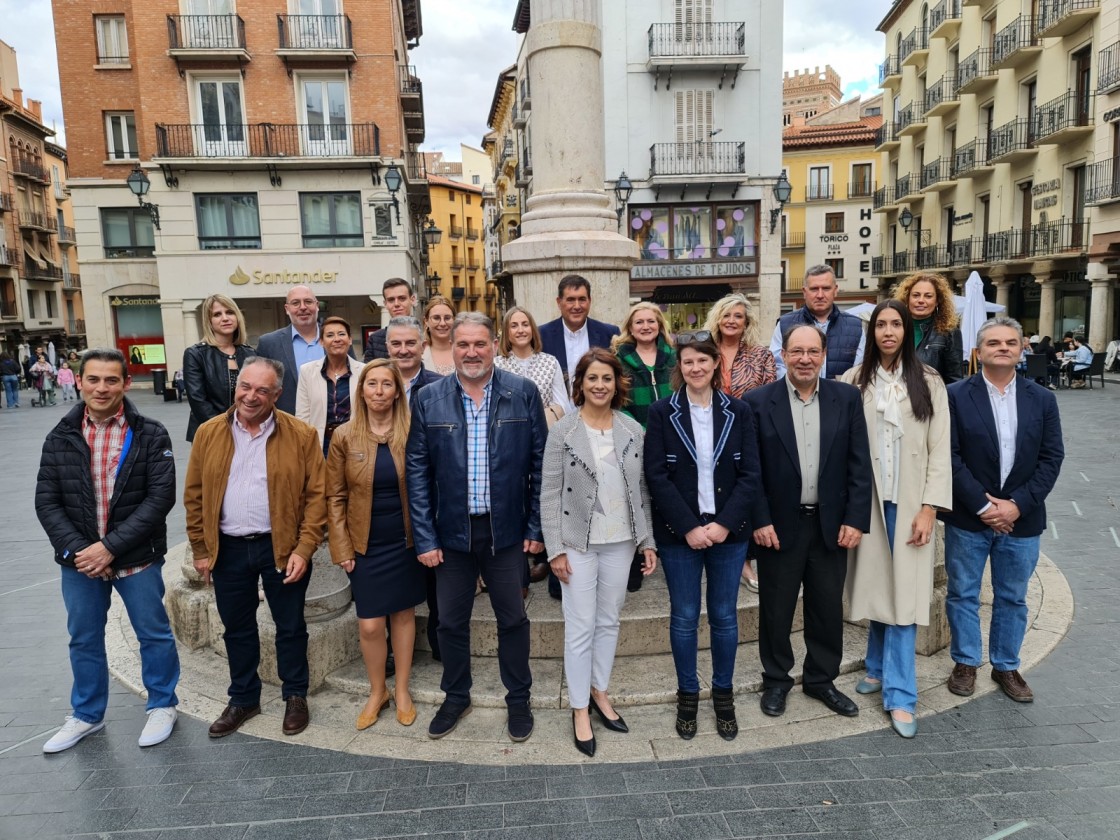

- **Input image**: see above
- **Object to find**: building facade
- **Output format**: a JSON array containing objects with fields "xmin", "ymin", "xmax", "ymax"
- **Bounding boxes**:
[
  {"xmin": 52, "ymin": 0, "xmax": 431, "ymax": 376},
  {"xmin": 425, "ymin": 174, "xmax": 492, "ymax": 317},
  {"xmin": 482, "ymin": 65, "xmax": 521, "ymax": 314},
  {"xmin": 781, "ymin": 115, "xmax": 883, "ymax": 303},
  {"xmin": 874, "ymin": 0, "xmax": 1115, "ymax": 347},
  {"xmin": 782, "ymin": 66, "xmax": 843, "ymax": 126}
]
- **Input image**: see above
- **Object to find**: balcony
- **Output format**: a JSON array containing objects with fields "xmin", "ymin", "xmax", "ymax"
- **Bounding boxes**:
[
  {"xmin": 62, "ymin": 273, "xmax": 81, "ymax": 290},
  {"xmin": 67, "ymin": 319, "xmax": 86, "ymax": 335},
  {"xmin": 930, "ymin": 0, "xmax": 963, "ymax": 39},
  {"xmin": 1032, "ymin": 90, "xmax": 1094, "ymax": 145},
  {"xmin": 0, "ymin": 245, "xmax": 12, "ymax": 266},
  {"xmin": 648, "ymin": 141, "xmax": 745, "ymax": 179},
  {"xmin": 848, "ymin": 180, "xmax": 875, "ymax": 199},
  {"xmin": 465, "ymin": 227, "xmax": 479, "ymax": 241},
  {"xmin": 872, "ymin": 186, "xmax": 898, "ymax": 212},
  {"xmin": 877, "ymin": 251, "xmax": 914, "ymax": 276},
  {"xmin": 899, "ymin": 26, "xmax": 930, "ymax": 67},
  {"xmin": 924, "ymin": 76, "xmax": 960, "ymax": 117},
  {"xmin": 916, "ymin": 245, "xmax": 951, "ymax": 269},
  {"xmin": 166, "ymin": 14, "xmax": 249, "ymax": 61},
  {"xmin": 511, "ymin": 103, "xmax": 526, "ymax": 128},
  {"xmin": 895, "ymin": 174, "xmax": 917, "ymax": 201},
  {"xmin": 58, "ymin": 225, "xmax": 77, "ymax": 246},
  {"xmin": 399, "ymin": 65, "xmax": 422, "ymax": 103},
  {"xmin": 879, "ymin": 55, "xmax": 902, "ymax": 88},
  {"xmin": 17, "ymin": 211, "xmax": 58, "ymax": 233},
  {"xmin": 0, "ymin": 192, "xmax": 12, "ymax": 213},
  {"xmin": 405, "ymin": 150, "xmax": 427, "ymax": 183},
  {"xmin": 515, "ymin": 160, "xmax": 532, "ymax": 187},
  {"xmin": 154, "ymin": 122, "xmax": 381, "ymax": 160},
  {"xmin": 12, "ymin": 159, "xmax": 50, "ymax": 184},
  {"xmin": 1100, "ymin": 43, "xmax": 1120, "ymax": 93},
  {"xmin": 921, "ymin": 158, "xmax": 956, "ymax": 192},
  {"xmin": 646, "ymin": 22, "xmax": 747, "ymax": 75},
  {"xmin": 952, "ymin": 139, "xmax": 991, "ymax": 178},
  {"xmin": 23, "ymin": 261, "xmax": 64, "ymax": 282},
  {"xmin": 520, "ymin": 77, "xmax": 531, "ymax": 112},
  {"xmin": 448, "ymin": 224, "xmax": 463, "ymax": 239},
  {"xmin": 987, "ymin": 119, "xmax": 1036, "ymax": 163},
  {"xmin": 950, "ymin": 238, "xmax": 975, "ymax": 266},
  {"xmin": 874, "ymin": 122, "xmax": 900, "ymax": 151},
  {"xmin": 1030, "ymin": 218, "xmax": 1089, "ymax": 256},
  {"xmin": 1086, "ymin": 157, "xmax": 1120, "ymax": 205},
  {"xmin": 991, "ymin": 16, "xmax": 1040, "ymax": 70},
  {"xmin": 1036, "ymin": 0, "xmax": 1099, "ymax": 39},
  {"xmin": 896, "ymin": 103, "xmax": 925, "ymax": 138},
  {"xmin": 449, "ymin": 260, "xmax": 464, "ymax": 272},
  {"xmin": 805, "ymin": 184, "xmax": 834, "ymax": 202},
  {"xmin": 957, "ymin": 48, "xmax": 997, "ymax": 94},
  {"xmin": 963, "ymin": 0, "xmax": 996, "ymax": 7},
  {"xmin": 782, "ymin": 231, "xmax": 806, "ymax": 249},
  {"xmin": 276, "ymin": 14, "xmax": 355, "ymax": 58},
  {"xmin": 467, "ymin": 261, "xmax": 481, "ymax": 272}
]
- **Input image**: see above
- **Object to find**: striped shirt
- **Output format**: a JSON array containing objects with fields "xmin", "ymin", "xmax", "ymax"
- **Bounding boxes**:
[
  {"xmin": 458, "ymin": 375, "xmax": 493, "ymax": 516},
  {"xmin": 219, "ymin": 412, "xmax": 275, "ymax": 536}
]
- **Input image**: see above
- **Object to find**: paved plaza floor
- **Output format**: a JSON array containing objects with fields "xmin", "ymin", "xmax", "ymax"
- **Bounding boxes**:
[{"xmin": 1, "ymin": 381, "xmax": 1119, "ymax": 839}]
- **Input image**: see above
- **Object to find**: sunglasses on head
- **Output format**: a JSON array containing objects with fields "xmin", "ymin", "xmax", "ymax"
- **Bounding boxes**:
[{"xmin": 675, "ymin": 330, "xmax": 712, "ymax": 347}]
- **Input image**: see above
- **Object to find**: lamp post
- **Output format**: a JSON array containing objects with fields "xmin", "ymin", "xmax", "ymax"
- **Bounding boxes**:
[
  {"xmin": 422, "ymin": 218, "xmax": 442, "ymax": 250},
  {"xmin": 769, "ymin": 171, "xmax": 792, "ymax": 234},
  {"xmin": 126, "ymin": 165, "xmax": 161, "ymax": 231},
  {"xmin": 384, "ymin": 164, "xmax": 402, "ymax": 224},
  {"xmin": 426, "ymin": 271, "xmax": 442, "ymax": 300},
  {"xmin": 613, "ymin": 171, "xmax": 633, "ymax": 229}
]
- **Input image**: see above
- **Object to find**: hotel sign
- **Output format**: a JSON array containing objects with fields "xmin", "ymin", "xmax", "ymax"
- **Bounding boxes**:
[
  {"xmin": 228, "ymin": 266, "xmax": 339, "ymax": 286},
  {"xmin": 630, "ymin": 260, "xmax": 757, "ymax": 280}
]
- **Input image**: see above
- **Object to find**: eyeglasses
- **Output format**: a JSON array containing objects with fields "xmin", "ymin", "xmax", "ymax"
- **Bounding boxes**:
[
  {"xmin": 785, "ymin": 348, "xmax": 824, "ymax": 360},
  {"xmin": 675, "ymin": 330, "xmax": 712, "ymax": 347}
]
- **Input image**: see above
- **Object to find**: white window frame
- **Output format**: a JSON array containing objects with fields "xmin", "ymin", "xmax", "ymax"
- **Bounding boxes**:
[
  {"xmin": 295, "ymin": 73, "xmax": 352, "ymax": 156},
  {"xmin": 190, "ymin": 74, "xmax": 247, "ymax": 157},
  {"xmin": 95, "ymin": 15, "xmax": 129, "ymax": 64},
  {"xmin": 105, "ymin": 112, "xmax": 139, "ymax": 160}
]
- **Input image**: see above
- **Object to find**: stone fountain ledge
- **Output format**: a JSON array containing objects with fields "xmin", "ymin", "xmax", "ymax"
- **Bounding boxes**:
[{"xmin": 104, "ymin": 543, "xmax": 1072, "ymax": 766}]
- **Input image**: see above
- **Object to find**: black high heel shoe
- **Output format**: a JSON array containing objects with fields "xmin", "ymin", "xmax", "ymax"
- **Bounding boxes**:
[
  {"xmin": 588, "ymin": 695, "xmax": 629, "ymax": 733},
  {"xmin": 572, "ymin": 711, "xmax": 596, "ymax": 757}
]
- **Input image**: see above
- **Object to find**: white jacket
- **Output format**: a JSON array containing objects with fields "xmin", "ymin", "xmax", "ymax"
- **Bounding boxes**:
[{"xmin": 295, "ymin": 356, "xmax": 366, "ymax": 448}]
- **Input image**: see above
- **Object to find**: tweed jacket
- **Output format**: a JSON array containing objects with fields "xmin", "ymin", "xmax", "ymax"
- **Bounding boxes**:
[{"xmin": 540, "ymin": 410, "xmax": 655, "ymax": 562}]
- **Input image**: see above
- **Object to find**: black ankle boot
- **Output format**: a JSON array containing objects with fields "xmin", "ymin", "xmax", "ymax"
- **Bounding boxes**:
[
  {"xmin": 712, "ymin": 687, "xmax": 738, "ymax": 741},
  {"xmin": 675, "ymin": 690, "xmax": 699, "ymax": 740}
]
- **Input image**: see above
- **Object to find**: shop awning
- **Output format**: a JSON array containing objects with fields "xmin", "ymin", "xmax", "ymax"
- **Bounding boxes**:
[{"xmin": 21, "ymin": 237, "xmax": 47, "ymax": 269}]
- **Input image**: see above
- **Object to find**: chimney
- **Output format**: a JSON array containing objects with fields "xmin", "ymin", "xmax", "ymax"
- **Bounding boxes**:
[
  {"xmin": 28, "ymin": 98, "xmax": 42, "ymax": 122},
  {"xmin": 11, "ymin": 87, "xmax": 22, "ymax": 107}
]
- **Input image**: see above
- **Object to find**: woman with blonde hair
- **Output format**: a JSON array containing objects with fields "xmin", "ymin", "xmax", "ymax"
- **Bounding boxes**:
[
  {"xmin": 421, "ymin": 295, "xmax": 456, "ymax": 376},
  {"xmin": 612, "ymin": 302, "xmax": 676, "ymax": 429},
  {"xmin": 182, "ymin": 294, "xmax": 253, "ymax": 442},
  {"xmin": 327, "ymin": 360, "xmax": 425, "ymax": 730},
  {"xmin": 893, "ymin": 271, "xmax": 963, "ymax": 384},
  {"xmin": 703, "ymin": 292, "xmax": 775, "ymax": 590}
]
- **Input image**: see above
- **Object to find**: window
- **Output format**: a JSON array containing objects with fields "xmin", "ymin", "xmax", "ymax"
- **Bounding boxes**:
[
  {"xmin": 101, "ymin": 207, "xmax": 155, "ymax": 258},
  {"xmin": 45, "ymin": 291, "xmax": 56, "ymax": 319},
  {"xmin": 195, "ymin": 194, "xmax": 261, "ymax": 249},
  {"xmin": 808, "ymin": 166, "xmax": 830, "ymax": 200},
  {"xmin": 195, "ymin": 79, "xmax": 245, "ymax": 157},
  {"xmin": 105, "ymin": 112, "xmax": 138, "ymax": 160},
  {"xmin": 471, "ymin": 174, "xmax": 480, "ymax": 185},
  {"xmin": 26, "ymin": 290, "xmax": 36, "ymax": 319},
  {"xmin": 825, "ymin": 213, "xmax": 844, "ymax": 233},
  {"xmin": 300, "ymin": 77, "xmax": 350, "ymax": 155},
  {"xmin": 95, "ymin": 15, "xmax": 129, "ymax": 64},
  {"xmin": 299, "ymin": 192, "xmax": 363, "ymax": 248},
  {"xmin": 825, "ymin": 258, "xmax": 844, "ymax": 279},
  {"xmin": 465, "ymin": 194, "xmax": 471, "ymax": 205},
  {"xmin": 850, "ymin": 163, "xmax": 873, "ymax": 197}
]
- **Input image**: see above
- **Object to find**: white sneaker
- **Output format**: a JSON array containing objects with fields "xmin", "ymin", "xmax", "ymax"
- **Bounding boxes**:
[
  {"xmin": 138, "ymin": 706, "xmax": 178, "ymax": 748},
  {"xmin": 43, "ymin": 716, "xmax": 105, "ymax": 753}
]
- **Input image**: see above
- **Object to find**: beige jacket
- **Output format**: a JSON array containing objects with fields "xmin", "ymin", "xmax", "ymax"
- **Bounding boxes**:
[
  {"xmin": 840, "ymin": 367, "xmax": 952, "ymax": 625},
  {"xmin": 295, "ymin": 356, "xmax": 366, "ymax": 449}
]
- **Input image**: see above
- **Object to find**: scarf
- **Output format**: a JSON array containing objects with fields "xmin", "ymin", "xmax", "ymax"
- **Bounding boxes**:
[{"xmin": 874, "ymin": 364, "xmax": 906, "ymax": 442}]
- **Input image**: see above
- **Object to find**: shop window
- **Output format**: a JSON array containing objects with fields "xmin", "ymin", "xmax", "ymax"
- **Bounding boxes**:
[{"xmin": 299, "ymin": 192, "xmax": 363, "ymax": 248}]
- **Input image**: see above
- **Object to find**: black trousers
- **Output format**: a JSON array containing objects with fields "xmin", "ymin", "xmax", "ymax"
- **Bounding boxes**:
[{"xmin": 756, "ymin": 513, "xmax": 847, "ymax": 691}]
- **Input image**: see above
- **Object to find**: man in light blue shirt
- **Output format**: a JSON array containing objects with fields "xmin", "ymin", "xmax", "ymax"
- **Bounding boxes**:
[
  {"xmin": 1068, "ymin": 334, "xmax": 1094, "ymax": 388},
  {"xmin": 254, "ymin": 285, "xmax": 324, "ymax": 414}
]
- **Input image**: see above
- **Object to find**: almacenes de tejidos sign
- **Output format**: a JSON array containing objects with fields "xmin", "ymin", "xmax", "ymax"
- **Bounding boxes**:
[{"xmin": 630, "ymin": 261, "xmax": 757, "ymax": 280}]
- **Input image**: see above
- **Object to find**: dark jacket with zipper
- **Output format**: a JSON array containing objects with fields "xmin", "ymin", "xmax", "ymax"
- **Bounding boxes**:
[
  {"xmin": 36, "ymin": 397, "xmax": 176, "ymax": 571},
  {"xmin": 182, "ymin": 341, "xmax": 254, "ymax": 442},
  {"xmin": 915, "ymin": 325, "xmax": 964, "ymax": 385}
]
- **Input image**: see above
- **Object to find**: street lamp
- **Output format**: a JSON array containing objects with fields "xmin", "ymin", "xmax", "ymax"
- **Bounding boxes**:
[
  {"xmin": 613, "ymin": 171, "xmax": 633, "ymax": 228},
  {"xmin": 769, "ymin": 171, "xmax": 792, "ymax": 234},
  {"xmin": 384, "ymin": 164, "xmax": 402, "ymax": 224},
  {"xmin": 426, "ymin": 271, "xmax": 442, "ymax": 300},
  {"xmin": 126, "ymin": 165, "xmax": 161, "ymax": 231},
  {"xmin": 899, "ymin": 208, "xmax": 914, "ymax": 232},
  {"xmin": 422, "ymin": 218, "xmax": 443, "ymax": 249}
]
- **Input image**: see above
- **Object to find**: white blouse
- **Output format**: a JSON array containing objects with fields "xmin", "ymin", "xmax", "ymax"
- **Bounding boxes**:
[{"xmin": 584, "ymin": 423, "xmax": 630, "ymax": 544}]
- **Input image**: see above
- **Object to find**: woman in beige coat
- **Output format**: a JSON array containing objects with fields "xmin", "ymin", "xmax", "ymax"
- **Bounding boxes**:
[{"xmin": 841, "ymin": 299, "xmax": 951, "ymax": 738}]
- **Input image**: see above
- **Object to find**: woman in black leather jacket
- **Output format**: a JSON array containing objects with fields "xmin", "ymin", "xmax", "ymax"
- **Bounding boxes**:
[
  {"xmin": 894, "ymin": 272, "xmax": 963, "ymax": 384},
  {"xmin": 182, "ymin": 294, "xmax": 253, "ymax": 441}
]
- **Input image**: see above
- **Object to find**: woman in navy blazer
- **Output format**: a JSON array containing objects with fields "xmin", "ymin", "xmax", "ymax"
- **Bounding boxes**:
[{"xmin": 644, "ymin": 332, "xmax": 760, "ymax": 742}]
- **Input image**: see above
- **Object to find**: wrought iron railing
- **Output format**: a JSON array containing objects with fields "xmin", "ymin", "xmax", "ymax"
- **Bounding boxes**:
[
  {"xmin": 874, "ymin": 122, "xmax": 897, "ymax": 147},
  {"xmin": 0, "ymin": 192, "xmax": 12, "ymax": 212},
  {"xmin": 649, "ymin": 141, "xmax": 745, "ymax": 177},
  {"xmin": 921, "ymin": 158, "xmax": 954, "ymax": 189},
  {"xmin": 872, "ymin": 186, "xmax": 896, "ymax": 210},
  {"xmin": 953, "ymin": 139, "xmax": 988, "ymax": 176},
  {"xmin": 155, "ymin": 123, "xmax": 381, "ymax": 158},
  {"xmin": 899, "ymin": 26, "xmax": 929, "ymax": 63},
  {"xmin": 806, "ymin": 184, "xmax": 833, "ymax": 201},
  {"xmin": 957, "ymin": 48, "xmax": 995, "ymax": 90},
  {"xmin": 848, "ymin": 180, "xmax": 875, "ymax": 198},
  {"xmin": 896, "ymin": 103, "xmax": 918, "ymax": 134},
  {"xmin": 399, "ymin": 64, "xmax": 421, "ymax": 95},
  {"xmin": 894, "ymin": 174, "xmax": 914, "ymax": 199},
  {"xmin": 1032, "ymin": 89, "xmax": 1094, "ymax": 142},
  {"xmin": 277, "ymin": 14, "xmax": 352, "ymax": 50},
  {"xmin": 16, "ymin": 211, "xmax": 58, "ymax": 232},
  {"xmin": 1085, "ymin": 157, "xmax": 1120, "ymax": 204},
  {"xmin": 879, "ymin": 55, "xmax": 900, "ymax": 84},
  {"xmin": 924, "ymin": 76, "xmax": 960, "ymax": 113},
  {"xmin": 987, "ymin": 119, "xmax": 1034, "ymax": 161},
  {"xmin": 782, "ymin": 231, "xmax": 806, "ymax": 249},
  {"xmin": 1099, "ymin": 42, "xmax": 1120, "ymax": 92},
  {"xmin": 167, "ymin": 14, "xmax": 246, "ymax": 50},
  {"xmin": 930, "ymin": 0, "xmax": 962, "ymax": 31},
  {"xmin": 1037, "ymin": 0, "xmax": 1099, "ymax": 35},
  {"xmin": 992, "ymin": 16, "xmax": 1037, "ymax": 66},
  {"xmin": 12, "ymin": 158, "xmax": 50, "ymax": 183},
  {"xmin": 647, "ymin": 22, "xmax": 746, "ymax": 57},
  {"xmin": 23, "ymin": 260, "xmax": 64, "ymax": 282}
]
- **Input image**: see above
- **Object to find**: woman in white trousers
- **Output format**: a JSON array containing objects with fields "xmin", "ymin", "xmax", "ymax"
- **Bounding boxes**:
[{"xmin": 540, "ymin": 348, "xmax": 657, "ymax": 758}]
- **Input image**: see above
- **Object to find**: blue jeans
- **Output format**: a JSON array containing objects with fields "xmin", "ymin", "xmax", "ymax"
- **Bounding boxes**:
[
  {"xmin": 660, "ymin": 540, "xmax": 746, "ymax": 693},
  {"xmin": 1, "ymin": 374, "xmax": 18, "ymax": 407},
  {"xmin": 864, "ymin": 502, "xmax": 919, "ymax": 713},
  {"xmin": 61, "ymin": 563, "xmax": 180, "ymax": 724},
  {"xmin": 944, "ymin": 524, "xmax": 1040, "ymax": 671}
]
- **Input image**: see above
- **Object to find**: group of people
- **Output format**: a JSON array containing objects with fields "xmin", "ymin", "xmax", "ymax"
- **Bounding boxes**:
[
  {"xmin": 0, "ymin": 345, "xmax": 83, "ymax": 408},
  {"xmin": 34, "ymin": 265, "xmax": 1063, "ymax": 758}
]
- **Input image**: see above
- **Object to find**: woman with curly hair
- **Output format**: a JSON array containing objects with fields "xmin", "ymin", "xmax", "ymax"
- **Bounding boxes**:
[
  {"xmin": 612, "ymin": 302, "xmax": 676, "ymax": 428},
  {"xmin": 893, "ymin": 272, "xmax": 963, "ymax": 385}
]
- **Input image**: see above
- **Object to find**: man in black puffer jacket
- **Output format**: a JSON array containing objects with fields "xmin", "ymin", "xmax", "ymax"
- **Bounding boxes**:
[{"xmin": 35, "ymin": 348, "xmax": 180, "ymax": 754}]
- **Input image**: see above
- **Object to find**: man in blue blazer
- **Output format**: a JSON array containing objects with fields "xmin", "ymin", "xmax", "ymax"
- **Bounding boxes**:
[
  {"xmin": 254, "ymin": 285, "xmax": 323, "ymax": 415},
  {"xmin": 942, "ymin": 316, "xmax": 1063, "ymax": 703},
  {"xmin": 746, "ymin": 324, "xmax": 872, "ymax": 719}
]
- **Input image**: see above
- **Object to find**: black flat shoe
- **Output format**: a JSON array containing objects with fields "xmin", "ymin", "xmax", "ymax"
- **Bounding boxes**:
[
  {"xmin": 760, "ymin": 686, "xmax": 789, "ymax": 717},
  {"xmin": 572, "ymin": 711, "xmax": 596, "ymax": 757},
  {"xmin": 588, "ymin": 696, "xmax": 628, "ymax": 733},
  {"xmin": 803, "ymin": 685, "xmax": 859, "ymax": 717}
]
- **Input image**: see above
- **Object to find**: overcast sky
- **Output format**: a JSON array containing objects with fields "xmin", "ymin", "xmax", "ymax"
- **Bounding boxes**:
[{"xmin": 5, "ymin": 1, "xmax": 888, "ymax": 158}]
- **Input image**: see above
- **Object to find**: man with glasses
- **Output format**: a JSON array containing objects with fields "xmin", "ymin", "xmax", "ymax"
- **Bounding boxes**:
[
  {"xmin": 746, "ymin": 324, "xmax": 872, "ymax": 719},
  {"xmin": 256, "ymin": 285, "xmax": 323, "ymax": 414},
  {"xmin": 770, "ymin": 265, "xmax": 864, "ymax": 380}
]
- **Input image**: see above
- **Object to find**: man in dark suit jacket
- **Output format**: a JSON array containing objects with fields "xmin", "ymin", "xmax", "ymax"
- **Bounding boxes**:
[
  {"xmin": 254, "ymin": 285, "xmax": 323, "ymax": 415},
  {"xmin": 746, "ymin": 324, "xmax": 872, "ymax": 719},
  {"xmin": 941, "ymin": 316, "xmax": 1063, "ymax": 703},
  {"xmin": 363, "ymin": 278, "xmax": 418, "ymax": 362}
]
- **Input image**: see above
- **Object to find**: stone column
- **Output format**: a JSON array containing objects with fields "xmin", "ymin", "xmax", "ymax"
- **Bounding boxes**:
[
  {"xmin": 1036, "ymin": 275, "xmax": 1058, "ymax": 339},
  {"xmin": 502, "ymin": 0, "xmax": 637, "ymax": 326},
  {"xmin": 1087, "ymin": 261, "xmax": 1112, "ymax": 351}
]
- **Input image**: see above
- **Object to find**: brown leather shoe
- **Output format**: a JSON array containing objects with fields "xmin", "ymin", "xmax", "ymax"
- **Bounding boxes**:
[
  {"xmin": 947, "ymin": 663, "xmax": 977, "ymax": 696},
  {"xmin": 528, "ymin": 562, "xmax": 549, "ymax": 583},
  {"xmin": 991, "ymin": 669, "xmax": 1034, "ymax": 703},
  {"xmin": 283, "ymin": 696, "xmax": 310, "ymax": 735},
  {"xmin": 208, "ymin": 703, "xmax": 261, "ymax": 738}
]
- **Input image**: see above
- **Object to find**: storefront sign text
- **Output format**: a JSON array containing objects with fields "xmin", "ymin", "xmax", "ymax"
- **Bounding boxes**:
[
  {"xmin": 630, "ymin": 260, "xmax": 756, "ymax": 280},
  {"xmin": 228, "ymin": 267, "xmax": 339, "ymax": 286}
]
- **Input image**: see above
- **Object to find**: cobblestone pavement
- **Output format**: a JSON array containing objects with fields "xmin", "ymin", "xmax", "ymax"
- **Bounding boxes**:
[{"xmin": 1, "ymin": 383, "xmax": 1119, "ymax": 840}]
